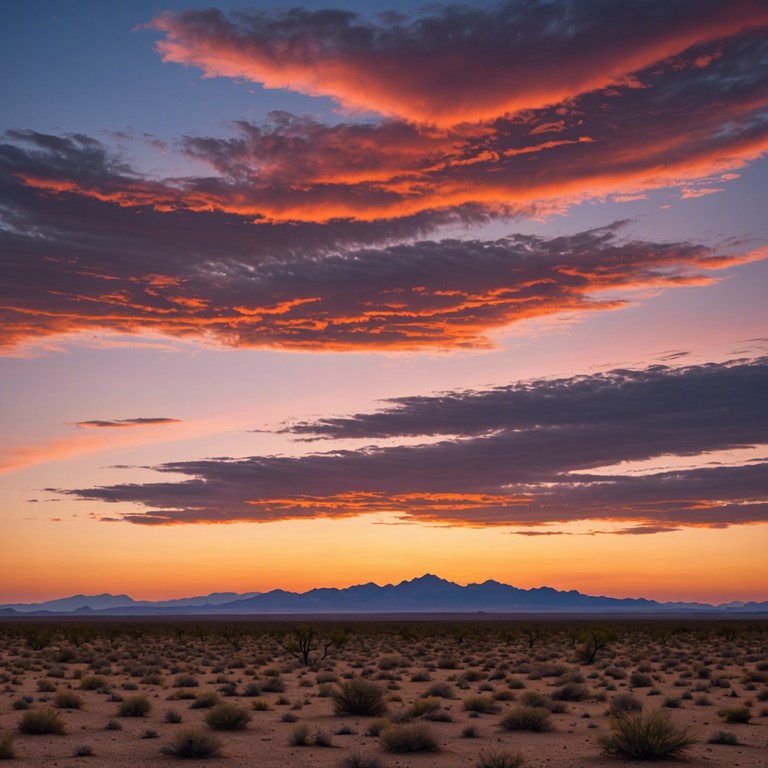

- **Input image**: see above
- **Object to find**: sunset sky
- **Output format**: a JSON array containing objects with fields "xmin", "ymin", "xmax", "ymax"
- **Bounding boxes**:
[{"xmin": 2, "ymin": 0, "xmax": 767, "ymax": 605}]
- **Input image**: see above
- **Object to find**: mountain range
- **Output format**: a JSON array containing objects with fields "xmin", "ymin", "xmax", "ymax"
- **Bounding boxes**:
[{"xmin": 2, "ymin": 575, "xmax": 766, "ymax": 616}]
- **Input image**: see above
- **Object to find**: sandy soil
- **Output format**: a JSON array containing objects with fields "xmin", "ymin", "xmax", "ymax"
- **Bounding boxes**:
[{"xmin": 0, "ymin": 618, "xmax": 766, "ymax": 767}]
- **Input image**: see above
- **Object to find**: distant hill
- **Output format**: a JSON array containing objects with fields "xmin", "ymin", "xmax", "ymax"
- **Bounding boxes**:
[{"xmin": 1, "ymin": 575, "xmax": 765, "ymax": 616}]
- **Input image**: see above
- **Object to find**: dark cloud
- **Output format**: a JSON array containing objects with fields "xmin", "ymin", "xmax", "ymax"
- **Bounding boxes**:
[
  {"xmin": 60, "ymin": 359, "xmax": 768, "ymax": 530},
  {"xmin": 149, "ymin": 1, "xmax": 768, "ymax": 125},
  {"xmin": 282, "ymin": 357, "xmax": 768, "ymax": 438},
  {"xmin": 69, "ymin": 418, "xmax": 181, "ymax": 429}
]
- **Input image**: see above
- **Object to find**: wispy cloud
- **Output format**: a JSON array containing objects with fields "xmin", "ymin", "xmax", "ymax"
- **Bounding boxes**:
[
  {"xmin": 69, "ymin": 417, "xmax": 181, "ymax": 429},
  {"xmin": 60, "ymin": 358, "xmax": 768, "ymax": 530}
]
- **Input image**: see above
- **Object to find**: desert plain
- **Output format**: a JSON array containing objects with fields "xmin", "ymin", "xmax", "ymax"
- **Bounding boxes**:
[{"xmin": 0, "ymin": 617, "xmax": 766, "ymax": 767}]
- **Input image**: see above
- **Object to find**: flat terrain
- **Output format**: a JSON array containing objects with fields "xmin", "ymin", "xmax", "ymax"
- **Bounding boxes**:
[{"xmin": 0, "ymin": 617, "xmax": 766, "ymax": 766}]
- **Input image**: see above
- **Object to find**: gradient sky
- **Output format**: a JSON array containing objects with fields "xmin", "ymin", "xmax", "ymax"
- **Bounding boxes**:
[{"xmin": 2, "ymin": 0, "xmax": 767, "ymax": 605}]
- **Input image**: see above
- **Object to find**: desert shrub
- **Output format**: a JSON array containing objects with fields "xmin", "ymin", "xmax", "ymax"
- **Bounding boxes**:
[
  {"xmin": 173, "ymin": 674, "xmax": 199, "ymax": 688},
  {"xmin": 0, "ymin": 734, "xmax": 15, "ymax": 760},
  {"xmin": 551, "ymin": 683, "xmax": 588, "ymax": 701},
  {"xmin": 476, "ymin": 749, "xmax": 524, "ymax": 768},
  {"xmin": 11, "ymin": 700, "xmax": 30, "ymax": 712},
  {"xmin": 500, "ymin": 706, "xmax": 552, "ymax": 732},
  {"xmin": 406, "ymin": 697, "xmax": 442, "ymax": 718},
  {"xmin": 118, "ymin": 694, "xmax": 151, "ymax": 717},
  {"xmin": 105, "ymin": 719, "xmax": 121, "ymax": 730},
  {"xmin": 463, "ymin": 695, "xmax": 500, "ymax": 714},
  {"xmin": 54, "ymin": 690, "xmax": 82, "ymax": 710},
  {"xmin": 165, "ymin": 709, "xmax": 182, "ymax": 723},
  {"xmin": 631, "ymin": 672, "xmax": 653, "ymax": 688},
  {"xmin": 424, "ymin": 682, "xmax": 454, "ymax": 698},
  {"xmin": 609, "ymin": 693, "xmax": 643, "ymax": 714},
  {"xmin": 262, "ymin": 676, "xmax": 285, "ymax": 693},
  {"xmin": 338, "ymin": 755, "xmax": 384, "ymax": 768},
  {"xmin": 598, "ymin": 709, "xmax": 696, "ymax": 759},
  {"xmin": 242, "ymin": 682, "xmax": 261, "ymax": 696},
  {"xmin": 314, "ymin": 729, "xmax": 334, "ymax": 747},
  {"xmin": 80, "ymin": 675, "xmax": 108, "ymax": 691},
  {"xmin": 204, "ymin": 703, "xmax": 251, "ymax": 731},
  {"xmin": 708, "ymin": 730, "xmax": 740, "ymax": 745},
  {"xmin": 380, "ymin": 723, "xmax": 440, "ymax": 753},
  {"xmin": 289, "ymin": 724, "xmax": 311, "ymax": 746},
  {"xmin": 190, "ymin": 692, "xmax": 221, "ymax": 709},
  {"xmin": 364, "ymin": 719, "xmax": 390, "ymax": 737},
  {"xmin": 37, "ymin": 680, "xmax": 56, "ymax": 693},
  {"xmin": 141, "ymin": 673, "xmax": 164, "ymax": 686},
  {"xmin": 251, "ymin": 699, "xmax": 270, "ymax": 711},
  {"xmin": 718, "ymin": 706, "xmax": 751, "ymax": 724},
  {"xmin": 18, "ymin": 707, "xmax": 66, "ymax": 735},
  {"xmin": 142, "ymin": 729, "xmax": 159, "ymax": 739},
  {"xmin": 333, "ymin": 678, "xmax": 387, "ymax": 716},
  {"xmin": 462, "ymin": 724, "xmax": 478, "ymax": 738},
  {"xmin": 73, "ymin": 744, "xmax": 93, "ymax": 757},
  {"xmin": 664, "ymin": 696, "xmax": 681, "ymax": 708},
  {"xmin": 161, "ymin": 728, "xmax": 222, "ymax": 759}
]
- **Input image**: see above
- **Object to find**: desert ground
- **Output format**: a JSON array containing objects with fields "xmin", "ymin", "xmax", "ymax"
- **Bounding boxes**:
[{"xmin": 0, "ymin": 617, "xmax": 766, "ymax": 767}]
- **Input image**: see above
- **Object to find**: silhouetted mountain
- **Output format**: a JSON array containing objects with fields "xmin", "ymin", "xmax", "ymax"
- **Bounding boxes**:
[
  {"xmin": 0, "ymin": 591, "xmax": 260, "ymax": 613},
  {"xmin": 2, "ymin": 575, "xmax": 765, "ymax": 615}
]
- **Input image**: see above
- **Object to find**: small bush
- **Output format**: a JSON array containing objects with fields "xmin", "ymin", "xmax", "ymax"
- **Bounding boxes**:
[
  {"xmin": 364, "ymin": 719, "xmax": 390, "ymax": 737},
  {"xmin": 551, "ymin": 683, "xmax": 587, "ymax": 701},
  {"xmin": 338, "ymin": 755, "xmax": 385, "ymax": 768},
  {"xmin": 609, "ymin": 693, "xmax": 643, "ymax": 714},
  {"xmin": 599, "ymin": 709, "xmax": 696, "ymax": 759},
  {"xmin": 204, "ymin": 703, "xmax": 251, "ymax": 731},
  {"xmin": 476, "ymin": 749, "xmax": 524, "ymax": 768},
  {"xmin": 190, "ymin": 692, "xmax": 221, "ymax": 709},
  {"xmin": 18, "ymin": 707, "xmax": 66, "ymax": 735},
  {"xmin": 165, "ymin": 709, "xmax": 182, "ymax": 724},
  {"xmin": 718, "ymin": 706, "xmax": 751, "ymax": 724},
  {"xmin": 333, "ymin": 678, "xmax": 387, "ymax": 716},
  {"xmin": 500, "ymin": 706, "xmax": 552, "ymax": 732},
  {"xmin": 118, "ymin": 694, "xmax": 151, "ymax": 717},
  {"xmin": 74, "ymin": 745, "xmax": 93, "ymax": 756},
  {"xmin": 380, "ymin": 722, "xmax": 440, "ymax": 753},
  {"xmin": 37, "ymin": 680, "xmax": 56, "ymax": 693},
  {"xmin": 80, "ymin": 675, "xmax": 108, "ymax": 691},
  {"xmin": 464, "ymin": 695, "xmax": 500, "ymax": 714},
  {"xmin": 314, "ymin": 729, "xmax": 334, "ymax": 747},
  {"xmin": 0, "ymin": 734, "xmax": 16, "ymax": 760},
  {"xmin": 173, "ymin": 674, "xmax": 199, "ymax": 688},
  {"xmin": 631, "ymin": 672, "xmax": 653, "ymax": 688},
  {"xmin": 161, "ymin": 728, "xmax": 222, "ymax": 759},
  {"xmin": 708, "ymin": 730, "xmax": 740, "ymax": 745},
  {"xmin": 462, "ymin": 724, "xmax": 479, "ymax": 738},
  {"xmin": 424, "ymin": 682, "xmax": 454, "ymax": 698},
  {"xmin": 289, "ymin": 724, "xmax": 311, "ymax": 746},
  {"xmin": 54, "ymin": 690, "xmax": 82, "ymax": 710}
]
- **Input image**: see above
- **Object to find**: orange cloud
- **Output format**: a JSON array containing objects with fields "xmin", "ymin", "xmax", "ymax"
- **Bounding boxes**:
[{"xmin": 148, "ymin": 2, "xmax": 768, "ymax": 125}]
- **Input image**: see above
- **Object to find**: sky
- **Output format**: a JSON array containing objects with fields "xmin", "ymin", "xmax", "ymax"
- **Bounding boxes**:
[{"xmin": 1, "ymin": 0, "xmax": 767, "ymax": 605}]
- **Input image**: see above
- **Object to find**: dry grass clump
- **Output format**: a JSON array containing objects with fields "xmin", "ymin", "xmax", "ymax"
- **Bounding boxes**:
[
  {"xmin": 500, "ymin": 706, "xmax": 552, "ymax": 732},
  {"xmin": 53, "ymin": 689, "xmax": 82, "ymax": 709},
  {"xmin": 599, "ymin": 709, "xmax": 696, "ymax": 759},
  {"xmin": 79, "ymin": 675, "xmax": 109, "ymax": 691},
  {"xmin": 463, "ymin": 695, "xmax": 500, "ymax": 714},
  {"xmin": 609, "ymin": 693, "xmax": 643, "ymax": 714},
  {"xmin": 118, "ymin": 694, "xmax": 151, "ymax": 717},
  {"xmin": 338, "ymin": 755, "xmax": 385, "ymax": 768},
  {"xmin": 332, "ymin": 678, "xmax": 387, "ymax": 716},
  {"xmin": 189, "ymin": 691, "xmax": 221, "ymax": 709},
  {"xmin": 476, "ymin": 749, "xmax": 525, "ymax": 768},
  {"xmin": 718, "ymin": 705, "xmax": 751, "ymax": 723},
  {"xmin": 0, "ymin": 734, "xmax": 16, "ymax": 760},
  {"xmin": 380, "ymin": 722, "xmax": 440, "ymax": 753},
  {"xmin": 204, "ymin": 703, "xmax": 251, "ymax": 731},
  {"xmin": 161, "ymin": 728, "xmax": 223, "ymax": 759},
  {"xmin": 18, "ymin": 707, "xmax": 66, "ymax": 735},
  {"xmin": 708, "ymin": 730, "xmax": 740, "ymax": 745}
]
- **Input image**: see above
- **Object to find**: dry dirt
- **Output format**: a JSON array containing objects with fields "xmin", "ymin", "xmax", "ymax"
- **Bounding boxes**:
[{"xmin": 1, "ymin": 618, "xmax": 766, "ymax": 767}]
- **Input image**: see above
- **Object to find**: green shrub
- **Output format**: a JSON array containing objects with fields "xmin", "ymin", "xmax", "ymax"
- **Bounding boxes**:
[
  {"xmin": 0, "ymin": 734, "xmax": 16, "ymax": 760},
  {"xmin": 599, "ymin": 710, "xmax": 696, "ymax": 759},
  {"xmin": 463, "ymin": 695, "xmax": 500, "ymax": 714},
  {"xmin": 380, "ymin": 723, "xmax": 440, "ymax": 753},
  {"xmin": 500, "ymin": 706, "xmax": 552, "ymax": 732},
  {"xmin": 54, "ymin": 690, "xmax": 82, "ymax": 710},
  {"xmin": 18, "ymin": 707, "xmax": 66, "ymax": 735},
  {"xmin": 333, "ymin": 678, "xmax": 387, "ymax": 716},
  {"xmin": 204, "ymin": 703, "xmax": 251, "ymax": 731},
  {"xmin": 161, "ymin": 728, "xmax": 222, "ymax": 759},
  {"xmin": 118, "ymin": 695, "xmax": 151, "ymax": 717},
  {"xmin": 476, "ymin": 749, "xmax": 524, "ymax": 768},
  {"xmin": 718, "ymin": 706, "xmax": 751, "ymax": 724}
]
